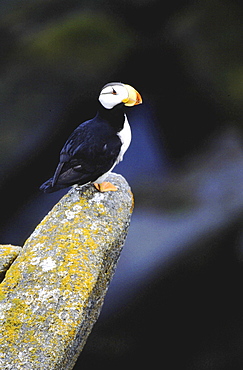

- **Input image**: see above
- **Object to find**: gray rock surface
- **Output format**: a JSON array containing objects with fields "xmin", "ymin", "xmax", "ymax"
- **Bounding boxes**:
[
  {"xmin": 0, "ymin": 173, "xmax": 133, "ymax": 370},
  {"xmin": 0, "ymin": 245, "xmax": 22, "ymax": 282}
]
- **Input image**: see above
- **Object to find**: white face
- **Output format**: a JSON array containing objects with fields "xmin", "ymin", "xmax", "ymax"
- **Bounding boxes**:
[{"xmin": 98, "ymin": 83, "xmax": 129, "ymax": 109}]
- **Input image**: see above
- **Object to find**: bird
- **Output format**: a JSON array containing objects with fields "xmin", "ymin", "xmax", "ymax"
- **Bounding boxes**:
[{"xmin": 40, "ymin": 82, "xmax": 142, "ymax": 193}]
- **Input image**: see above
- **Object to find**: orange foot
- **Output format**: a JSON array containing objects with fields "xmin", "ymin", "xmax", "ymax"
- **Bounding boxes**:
[{"xmin": 94, "ymin": 182, "xmax": 118, "ymax": 192}]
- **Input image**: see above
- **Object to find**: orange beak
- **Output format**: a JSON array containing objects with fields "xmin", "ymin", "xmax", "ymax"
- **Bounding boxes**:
[{"xmin": 122, "ymin": 84, "xmax": 143, "ymax": 106}]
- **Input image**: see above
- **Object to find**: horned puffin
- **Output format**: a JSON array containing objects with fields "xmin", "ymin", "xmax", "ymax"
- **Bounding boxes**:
[{"xmin": 40, "ymin": 82, "xmax": 142, "ymax": 193}]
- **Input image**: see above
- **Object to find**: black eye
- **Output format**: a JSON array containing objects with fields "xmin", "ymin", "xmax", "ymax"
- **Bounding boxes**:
[{"xmin": 112, "ymin": 88, "xmax": 117, "ymax": 95}]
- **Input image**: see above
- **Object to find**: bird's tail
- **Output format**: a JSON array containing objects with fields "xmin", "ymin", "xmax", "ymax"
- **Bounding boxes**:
[{"xmin": 39, "ymin": 178, "xmax": 67, "ymax": 193}]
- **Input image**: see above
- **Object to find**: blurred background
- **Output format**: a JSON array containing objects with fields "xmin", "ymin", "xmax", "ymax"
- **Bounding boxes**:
[{"xmin": 1, "ymin": 0, "xmax": 243, "ymax": 368}]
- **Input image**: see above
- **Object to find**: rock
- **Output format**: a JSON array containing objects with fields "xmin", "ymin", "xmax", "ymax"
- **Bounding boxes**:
[
  {"xmin": 0, "ymin": 245, "xmax": 22, "ymax": 282},
  {"xmin": 0, "ymin": 173, "xmax": 133, "ymax": 370}
]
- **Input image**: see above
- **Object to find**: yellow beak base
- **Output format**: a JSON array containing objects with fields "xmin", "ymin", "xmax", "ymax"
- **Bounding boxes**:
[{"xmin": 122, "ymin": 84, "xmax": 143, "ymax": 107}]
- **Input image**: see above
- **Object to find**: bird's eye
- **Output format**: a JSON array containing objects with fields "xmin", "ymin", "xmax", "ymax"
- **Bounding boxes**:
[{"xmin": 112, "ymin": 88, "xmax": 117, "ymax": 95}]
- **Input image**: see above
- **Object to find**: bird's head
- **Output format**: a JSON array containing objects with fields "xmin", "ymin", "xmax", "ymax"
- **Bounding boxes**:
[{"xmin": 98, "ymin": 82, "xmax": 142, "ymax": 109}]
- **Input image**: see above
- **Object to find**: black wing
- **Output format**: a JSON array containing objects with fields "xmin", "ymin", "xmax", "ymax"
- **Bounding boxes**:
[{"xmin": 40, "ymin": 118, "xmax": 121, "ymax": 193}]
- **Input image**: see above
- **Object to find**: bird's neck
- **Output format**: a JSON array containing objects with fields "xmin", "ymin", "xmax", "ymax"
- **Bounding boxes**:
[{"xmin": 96, "ymin": 103, "xmax": 125, "ymax": 132}]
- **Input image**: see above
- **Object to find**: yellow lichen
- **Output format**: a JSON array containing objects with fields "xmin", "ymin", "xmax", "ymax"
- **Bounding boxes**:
[
  {"xmin": 0, "ymin": 291, "xmax": 6, "ymax": 301},
  {"xmin": 0, "ymin": 175, "xmax": 133, "ymax": 368}
]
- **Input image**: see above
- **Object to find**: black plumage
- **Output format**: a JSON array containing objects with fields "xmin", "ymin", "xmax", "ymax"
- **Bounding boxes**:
[{"xmin": 40, "ymin": 105, "xmax": 124, "ymax": 193}]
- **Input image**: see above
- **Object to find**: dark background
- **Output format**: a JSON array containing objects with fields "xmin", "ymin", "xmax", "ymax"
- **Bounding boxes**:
[{"xmin": 1, "ymin": 0, "xmax": 243, "ymax": 369}]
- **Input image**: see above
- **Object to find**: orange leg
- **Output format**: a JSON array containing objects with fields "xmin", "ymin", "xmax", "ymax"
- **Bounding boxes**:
[{"xmin": 94, "ymin": 182, "xmax": 118, "ymax": 192}]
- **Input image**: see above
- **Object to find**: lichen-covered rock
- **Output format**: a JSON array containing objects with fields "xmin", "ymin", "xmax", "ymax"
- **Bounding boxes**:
[
  {"xmin": 0, "ymin": 173, "xmax": 133, "ymax": 370},
  {"xmin": 0, "ymin": 245, "xmax": 22, "ymax": 282}
]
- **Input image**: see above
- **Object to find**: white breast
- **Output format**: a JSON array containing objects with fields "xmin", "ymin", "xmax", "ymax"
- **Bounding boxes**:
[
  {"xmin": 116, "ymin": 114, "xmax": 132, "ymax": 163},
  {"xmin": 94, "ymin": 115, "xmax": 131, "ymax": 184}
]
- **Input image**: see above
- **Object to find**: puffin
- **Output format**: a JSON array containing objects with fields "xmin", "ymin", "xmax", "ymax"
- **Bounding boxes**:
[{"xmin": 40, "ymin": 82, "xmax": 142, "ymax": 193}]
